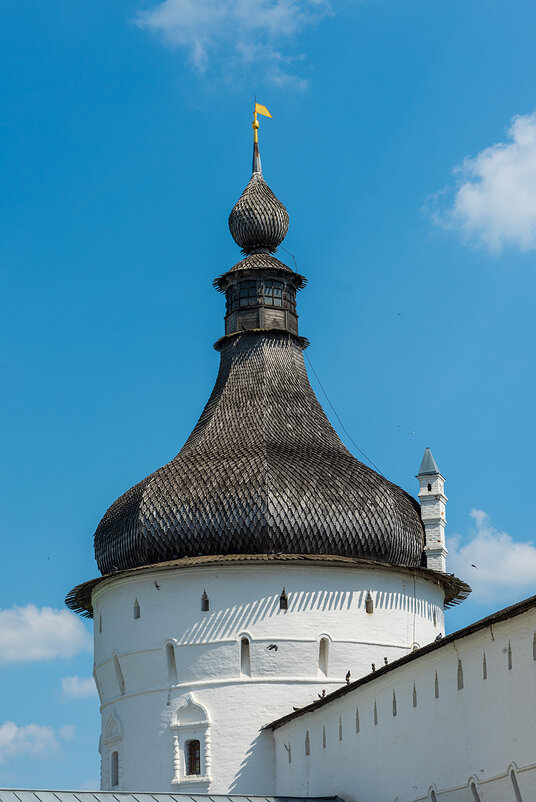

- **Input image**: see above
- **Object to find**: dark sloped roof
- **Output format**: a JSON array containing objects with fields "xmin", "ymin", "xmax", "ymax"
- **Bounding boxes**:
[
  {"xmin": 94, "ymin": 330, "xmax": 426, "ymax": 575},
  {"xmin": 213, "ymin": 252, "xmax": 307, "ymax": 293}
]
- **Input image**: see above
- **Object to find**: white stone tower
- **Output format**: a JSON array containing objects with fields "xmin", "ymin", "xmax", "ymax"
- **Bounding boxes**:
[
  {"xmin": 417, "ymin": 447, "xmax": 448, "ymax": 572},
  {"xmin": 67, "ymin": 129, "xmax": 468, "ymax": 794}
]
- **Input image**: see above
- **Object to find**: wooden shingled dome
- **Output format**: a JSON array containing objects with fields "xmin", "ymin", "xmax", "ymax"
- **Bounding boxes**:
[
  {"xmin": 94, "ymin": 331, "xmax": 425, "ymax": 574},
  {"xmin": 228, "ymin": 171, "xmax": 289, "ymax": 254}
]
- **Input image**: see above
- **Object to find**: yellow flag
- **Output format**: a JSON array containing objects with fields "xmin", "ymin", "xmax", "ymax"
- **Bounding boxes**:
[{"xmin": 255, "ymin": 103, "xmax": 272, "ymax": 118}]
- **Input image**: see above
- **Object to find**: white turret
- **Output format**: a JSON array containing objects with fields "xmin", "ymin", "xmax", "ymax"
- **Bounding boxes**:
[{"xmin": 417, "ymin": 448, "xmax": 448, "ymax": 573}]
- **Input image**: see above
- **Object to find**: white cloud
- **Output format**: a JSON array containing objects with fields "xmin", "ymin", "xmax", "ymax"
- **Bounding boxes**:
[
  {"xmin": 61, "ymin": 676, "xmax": 98, "ymax": 701},
  {"xmin": 137, "ymin": 0, "xmax": 329, "ymax": 87},
  {"xmin": 58, "ymin": 724, "xmax": 77, "ymax": 741},
  {"xmin": 429, "ymin": 111, "xmax": 536, "ymax": 252},
  {"xmin": 0, "ymin": 722, "xmax": 62, "ymax": 764},
  {"xmin": 0, "ymin": 605, "xmax": 91, "ymax": 664},
  {"xmin": 449, "ymin": 509, "xmax": 536, "ymax": 604}
]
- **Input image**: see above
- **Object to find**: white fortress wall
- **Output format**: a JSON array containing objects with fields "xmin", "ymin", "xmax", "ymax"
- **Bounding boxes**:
[
  {"xmin": 272, "ymin": 599, "xmax": 536, "ymax": 802},
  {"xmin": 92, "ymin": 560, "xmax": 444, "ymax": 792}
]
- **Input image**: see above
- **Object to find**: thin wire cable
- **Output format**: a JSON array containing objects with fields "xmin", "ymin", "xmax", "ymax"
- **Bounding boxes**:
[
  {"xmin": 304, "ymin": 351, "xmax": 384, "ymax": 476},
  {"xmin": 279, "ymin": 244, "xmax": 299, "ymax": 272}
]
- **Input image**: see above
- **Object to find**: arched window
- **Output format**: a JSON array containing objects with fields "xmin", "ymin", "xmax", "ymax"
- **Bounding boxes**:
[
  {"xmin": 322, "ymin": 726, "xmax": 327, "ymax": 748},
  {"xmin": 413, "ymin": 683, "xmax": 418, "ymax": 708},
  {"xmin": 113, "ymin": 654, "xmax": 125, "ymax": 696},
  {"xmin": 482, "ymin": 653, "xmax": 487, "ymax": 679},
  {"xmin": 99, "ymin": 613, "xmax": 102, "ymax": 633},
  {"xmin": 508, "ymin": 641, "xmax": 513, "ymax": 670},
  {"xmin": 355, "ymin": 706, "xmax": 360, "ymax": 734},
  {"xmin": 305, "ymin": 731, "xmax": 310, "ymax": 756},
  {"xmin": 240, "ymin": 637, "xmax": 251, "ymax": 676},
  {"xmin": 318, "ymin": 637, "xmax": 329, "ymax": 676},
  {"xmin": 338, "ymin": 717, "xmax": 343, "ymax": 740},
  {"xmin": 392, "ymin": 691, "xmax": 397, "ymax": 716},
  {"xmin": 186, "ymin": 739, "xmax": 201, "ymax": 775},
  {"xmin": 430, "ymin": 791, "xmax": 438, "ymax": 802},
  {"xmin": 133, "ymin": 599, "xmax": 140, "ymax": 619},
  {"xmin": 373, "ymin": 700, "xmax": 378, "ymax": 725},
  {"xmin": 510, "ymin": 768, "xmax": 522, "ymax": 802},
  {"xmin": 470, "ymin": 781, "xmax": 481, "ymax": 801},
  {"xmin": 434, "ymin": 671, "xmax": 439, "ymax": 699},
  {"xmin": 457, "ymin": 660, "xmax": 464, "ymax": 690},
  {"xmin": 365, "ymin": 592, "xmax": 374, "ymax": 614},
  {"xmin": 111, "ymin": 751, "xmax": 119, "ymax": 787},
  {"xmin": 427, "ymin": 483, "xmax": 432, "ymax": 492},
  {"xmin": 166, "ymin": 643, "xmax": 178, "ymax": 685},
  {"xmin": 279, "ymin": 588, "xmax": 288, "ymax": 610},
  {"xmin": 201, "ymin": 590, "xmax": 209, "ymax": 612}
]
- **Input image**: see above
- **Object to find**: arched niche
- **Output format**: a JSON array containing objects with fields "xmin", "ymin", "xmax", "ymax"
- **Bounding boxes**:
[
  {"xmin": 102, "ymin": 711, "xmax": 123, "ymax": 790},
  {"xmin": 171, "ymin": 693, "xmax": 211, "ymax": 787}
]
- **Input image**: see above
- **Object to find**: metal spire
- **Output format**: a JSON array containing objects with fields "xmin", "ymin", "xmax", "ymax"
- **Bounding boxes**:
[{"xmin": 417, "ymin": 447, "xmax": 440, "ymax": 477}]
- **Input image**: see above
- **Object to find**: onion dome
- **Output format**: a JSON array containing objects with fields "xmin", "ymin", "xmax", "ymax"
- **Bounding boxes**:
[{"xmin": 228, "ymin": 143, "xmax": 289, "ymax": 254}]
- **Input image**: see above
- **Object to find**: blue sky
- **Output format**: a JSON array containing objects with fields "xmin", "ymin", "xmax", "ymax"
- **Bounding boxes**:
[{"xmin": 2, "ymin": 0, "xmax": 536, "ymax": 788}]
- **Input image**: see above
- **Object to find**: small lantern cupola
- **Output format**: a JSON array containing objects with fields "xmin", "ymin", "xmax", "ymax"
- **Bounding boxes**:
[{"xmin": 217, "ymin": 113, "xmax": 306, "ymax": 338}]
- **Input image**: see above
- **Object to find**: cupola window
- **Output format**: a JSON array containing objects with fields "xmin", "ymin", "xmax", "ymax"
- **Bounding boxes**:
[
  {"xmin": 201, "ymin": 590, "xmax": 209, "ymax": 612},
  {"xmin": 264, "ymin": 279, "xmax": 283, "ymax": 307},
  {"xmin": 239, "ymin": 280, "xmax": 258, "ymax": 307},
  {"xmin": 279, "ymin": 588, "xmax": 288, "ymax": 610},
  {"xmin": 186, "ymin": 739, "xmax": 201, "ymax": 775},
  {"xmin": 225, "ymin": 286, "xmax": 238, "ymax": 313},
  {"xmin": 287, "ymin": 285, "xmax": 297, "ymax": 312},
  {"xmin": 133, "ymin": 599, "xmax": 140, "ymax": 619}
]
